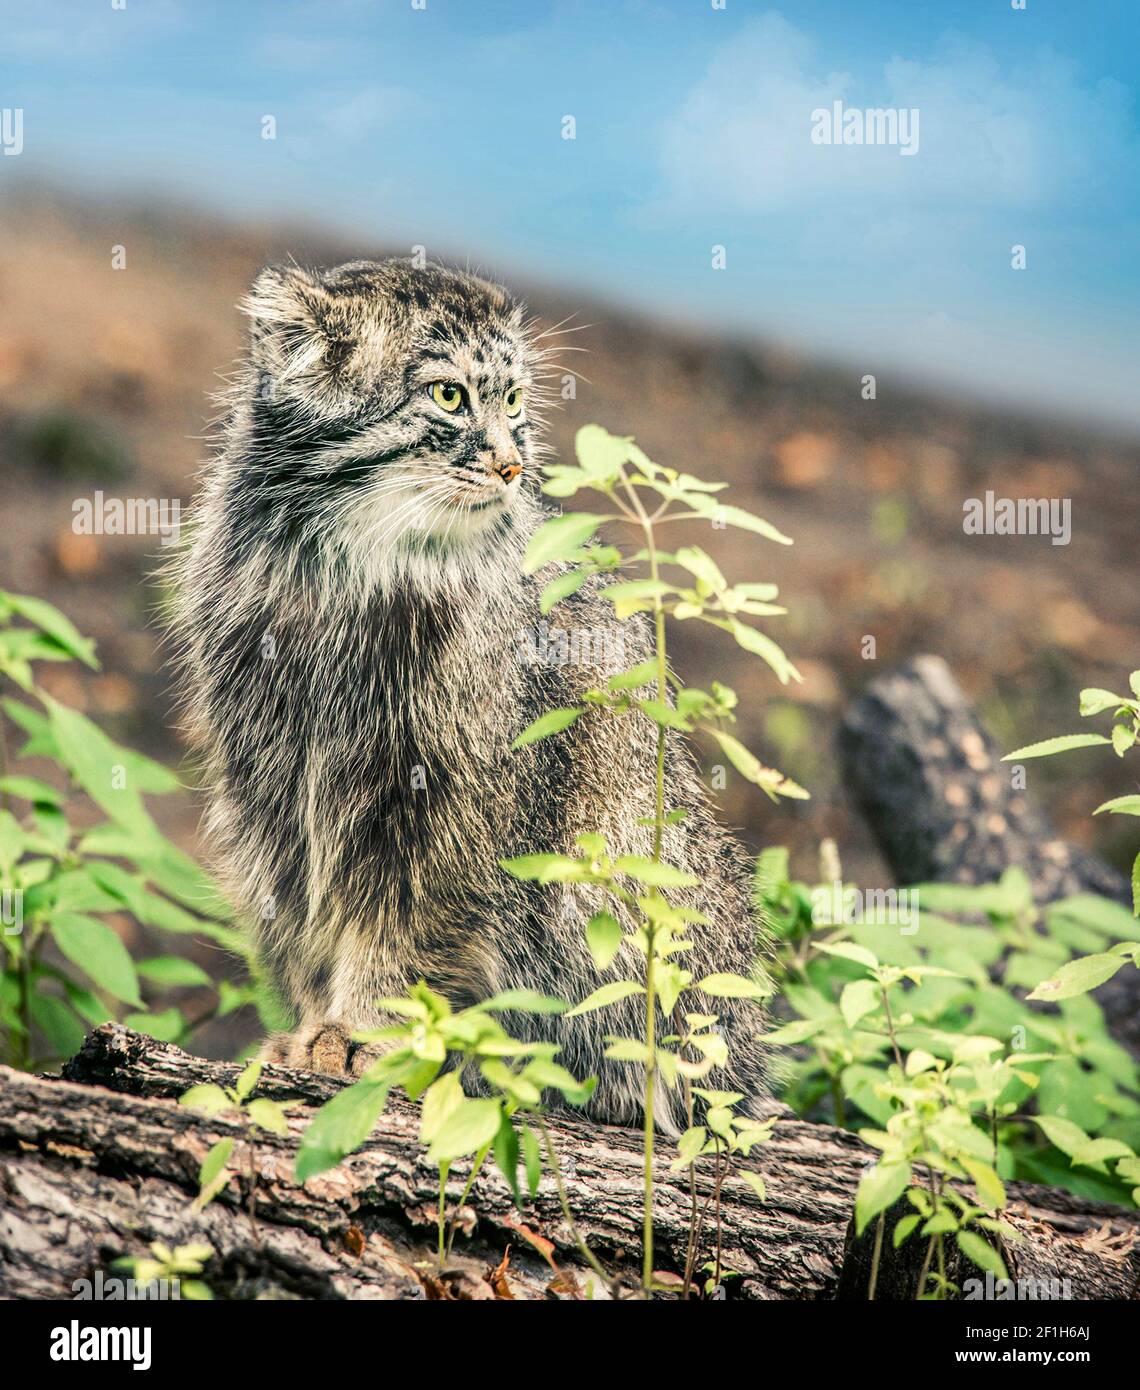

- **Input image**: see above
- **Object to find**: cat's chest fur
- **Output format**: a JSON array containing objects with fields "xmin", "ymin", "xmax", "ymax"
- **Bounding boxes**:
[{"xmin": 299, "ymin": 581, "xmax": 527, "ymax": 883}]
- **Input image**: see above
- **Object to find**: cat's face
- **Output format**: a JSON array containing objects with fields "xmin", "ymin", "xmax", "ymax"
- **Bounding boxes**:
[{"xmin": 238, "ymin": 259, "xmax": 545, "ymax": 583}]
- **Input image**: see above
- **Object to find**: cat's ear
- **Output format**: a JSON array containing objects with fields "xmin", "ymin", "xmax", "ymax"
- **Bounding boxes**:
[{"xmin": 240, "ymin": 264, "xmax": 335, "ymax": 387}]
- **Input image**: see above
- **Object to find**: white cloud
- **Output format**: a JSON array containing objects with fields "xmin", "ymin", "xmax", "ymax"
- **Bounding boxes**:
[{"xmin": 658, "ymin": 11, "xmax": 1135, "ymax": 214}]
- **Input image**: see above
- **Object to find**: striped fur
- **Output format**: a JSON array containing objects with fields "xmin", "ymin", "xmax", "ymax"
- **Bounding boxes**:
[{"xmin": 170, "ymin": 258, "xmax": 771, "ymax": 1130}]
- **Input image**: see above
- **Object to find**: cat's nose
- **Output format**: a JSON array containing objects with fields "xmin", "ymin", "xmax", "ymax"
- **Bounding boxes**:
[{"xmin": 494, "ymin": 457, "xmax": 522, "ymax": 484}]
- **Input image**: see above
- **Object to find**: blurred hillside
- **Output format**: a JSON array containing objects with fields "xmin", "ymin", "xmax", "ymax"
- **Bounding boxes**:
[{"xmin": 2, "ymin": 191, "xmax": 1138, "ymax": 904}]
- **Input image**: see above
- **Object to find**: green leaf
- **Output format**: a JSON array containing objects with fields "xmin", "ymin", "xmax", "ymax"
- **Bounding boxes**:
[
  {"xmin": 494, "ymin": 1111, "xmax": 520, "ymax": 1203},
  {"xmin": 695, "ymin": 972, "xmax": 769, "ymax": 1000},
  {"xmin": 122, "ymin": 1008, "xmax": 184, "ymax": 1042},
  {"xmin": 420, "ymin": 1072, "xmax": 464, "ymax": 1144},
  {"xmin": 601, "ymin": 579, "xmax": 674, "ymax": 619},
  {"xmin": 1027, "ymin": 953, "xmax": 1126, "ymax": 1002},
  {"xmin": 684, "ymin": 499, "xmax": 793, "ymax": 546},
  {"xmin": 637, "ymin": 698, "xmax": 690, "ymax": 730},
  {"xmin": 1079, "ymin": 688, "xmax": 1127, "ymax": 716},
  {"xmin": 585, "ymin": 912, "xmax": 623, "ymax": 970},
  {"xmin": 675, "ymin": 1126, "xmax": 707, "ymax": 1166},
  {"xmin": 706, "ymin": 730, "xmax": 808, "ymax": 801},
  {"xmin": 1112, "ymin": 722, "xmax": 1137, "ymax": 757},
  {"xmin": 725, "ymin": 621, "xmax": 800, "ymax": 685},
  {"xmin": 855, "ymin": 1160, "xmax": 911, "ymax": 1236},
  {"xmin": 196, "ymin": 1138, "xmax": 234, "ymax": 1208},
  {"xmin": 754, "ymin": 1017, "xmax": 827, "ymax": 1046},
  {"xmin": 1093, "ymin": 794, "xmax": 1140, "ymax": 817},
  {"xmin": 893, "ymin": 1214, "xmax": 921, "ymax": 1248},
  {"xmin": 511, "ymin": 707, "xmax": 583, "ymax": 750},
  {"xmin": 0, "ymin": 775, "xmax": 64, "ymax": 807},
  {"xmin": 565, "ymin": 979, "xmax": 645, "ymax": 1018},
  {"xmin": 51, "ymin": 912, "xmax": 143, "ymax": 1006},
  {"xmin": 233, "ymin": 1060, "xmax": 262, "ymax": 1101},
  {"xmin": 539, "ymin": 567, "xmax": 589, "ymax": 615},
  {"xmin": 523, "ymin": 1058, "xmax": 590, "ymax": 1101},
  {"xmin": 179, "ymin": 1084, "xmax": 235, "ymax": 1118},
  {"xmin": 42, "ymin": 695, "xmax": 157, "ymax": 839},
  {"xmin": 815, "ymin": 941, "xmax": 879, "ymax": 971},
  {"xmin": 1033, "ymin": 1115, "xmax": 1091, "ymax": 1159},
  {"xmin": 574, "ymin": 423, "xmax": 632, "ymax": 479},
  {"xmin": 1047, "ymin": 894, "xmax": 1140, "ymax": 941},
  {"xmin": 1002, "ymin": 733, "xmax": 1111, "ymax": 760},
  {"xmin": 295, "ymin": 1080, "xmax": 390, "ymax": 1182},
  {"xmin": 136, "ymin": 956, "xmax": 212, "ymax": 988},
  {"xmin": 246, "ymin": 1098, "xmax": 290, "ymax": 1136},
  {"xmin": 28, "ymin": 992, "xmax": 86, "ymax": 1059},
  {"xmin": 498, "ymin": 853, "xmax": 589, "ymax": 884},
  {"xmin": 613, "ymin": 855, "xmax": 698, "ymax": 888},
  {"xmin": 0, "ymin": 591, "xmax": 99, "ymax": 668},
  {"xmin": 0, "ymin": 810, "xmax": 26, "ymax": 873},
  {"xmin": 956, "ymin": 1230, "xmax": 1008, "ymax": 1280},
  {"xmin": 961, "ymin": 1158, "xmax": 1006, "ymax": 1211},
  {"xmin": 1071, "ymin": 1138, "xmax": 1135, "ymax": 1169},
  {"xmin": 83, "ymin": 860, "xmax": 149, "ymax": 917},
  {"xmin": 522, "ymin": 1126, "xmax": 543, "ymax": 1197},
  {"xmin": 426, "ymin": 1097, "xmax": 503, "ymax": 1164},
  {"xmin": 840, "ymin": 978, "xmax": 880, "ymax": 1029},
  {"xmin": 608, "ymin": 660, "xmax": 659, "ymax": 691},
  {"xmin": 738, "ymin": 1171, "xmax": 766, "ymax": 1201},
  {"xmin": 522, "ymin": 513, "xmax": 607, "ymax": 574},
  {"xmin": 1133, "ymin": 852, "xmax": 1140, "ymax": 918}
]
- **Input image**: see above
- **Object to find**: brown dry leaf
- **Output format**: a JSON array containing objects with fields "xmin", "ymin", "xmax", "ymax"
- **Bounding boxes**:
[
  {"xmin": 546, "ymin": 1269, "xmax": 583, "ymax": 1299},
  {"xmin": 503, "ymin": 1217, "xmax": 558, "ymax": 1272},
  {"xmin": 417, "ymin": 1271, "xmax": 452, "ymax": 1301},
  {"xmin": 487, "ymin": 1245, "xmax": 515, "ymax": 1299}
]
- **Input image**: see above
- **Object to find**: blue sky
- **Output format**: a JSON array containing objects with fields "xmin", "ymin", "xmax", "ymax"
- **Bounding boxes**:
[{"xmin": 3, "ymin": 0, "xmax": 1139, "ymax": 427}]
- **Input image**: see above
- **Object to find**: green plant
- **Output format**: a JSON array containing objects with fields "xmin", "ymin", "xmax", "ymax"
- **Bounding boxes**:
[
  {"xmin": 180, "ymin": 1059, "xmax": 295, "ymax": 1240},
  {"xmin": 294, "ymin": 982, "xmax": 602, "ymax": 1274},
  {"xmin": 1004, "ymin": 669, "xmax": 1140, "ymax": 914},
  {"xmin": 756, "ymin": 842, "xmax": 1140, "ymax": 1295},
  {"xmin": 113, "ymin": 1242, "xmax": 214, "ymax": 1301},
  {"xmin": 0, "ymin": 590, "xmax": 266, "ymax": 1070},
  {"xmin": 501, "ymin": 423, "xmax": 802, "ymax": 1290}
]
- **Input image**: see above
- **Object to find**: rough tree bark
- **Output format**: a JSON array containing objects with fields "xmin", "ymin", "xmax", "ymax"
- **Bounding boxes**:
[{"xmin": 0, "ymin": 1025, "xmax": 1136, "ymax": 1301}]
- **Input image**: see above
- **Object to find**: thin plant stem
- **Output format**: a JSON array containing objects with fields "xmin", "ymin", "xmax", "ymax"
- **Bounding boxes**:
[
  {"xmin": 868, "ymin": 1210, "xmax": 885, "ymax": 1301},
  {"xmin": 619, "ymin": 466, "xmax": 670, "ymax": 1293},
  {"xmin": 437, "ymin": 1165, "xmax": 448, "ymax": 1269},
  {"xmin": 880, "ymin": 984, "xmax": 904, "ymax": 1069},
  {"xmin": 537, "ymin": 1117, "xmax": 612, "ymax": 1290},
  {"xmin": 916, "ymin": 1234, "xmax": 936, "ymax": 1300},
  {"xmin": 445, "ymin": 1141, "xmax": 492, "ymax": 1259}
]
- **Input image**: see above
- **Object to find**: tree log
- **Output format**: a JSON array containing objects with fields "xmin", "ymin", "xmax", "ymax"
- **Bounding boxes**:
[
  {"xmin": 0, "ymin": 1025, "xmax": 1136, "ymax": 1301},
  {"xmin": 838, "ymin": 654, "xmax": 1139, "ymax": 1050}
]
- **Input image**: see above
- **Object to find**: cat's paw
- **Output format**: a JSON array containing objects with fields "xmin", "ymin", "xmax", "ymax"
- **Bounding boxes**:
[{"xmin": 261, "ymin": 1023, "xmax": 379, "ymax": 1077}]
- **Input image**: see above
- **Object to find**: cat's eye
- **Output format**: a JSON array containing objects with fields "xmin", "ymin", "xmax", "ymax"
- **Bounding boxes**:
[
  {"xmin": 430, "ymin": 381, "xmax": 464, "ymax": 413},
  {"xmin": 504, "ymin": 386, "xmax": 524, "ymax": 418}
]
